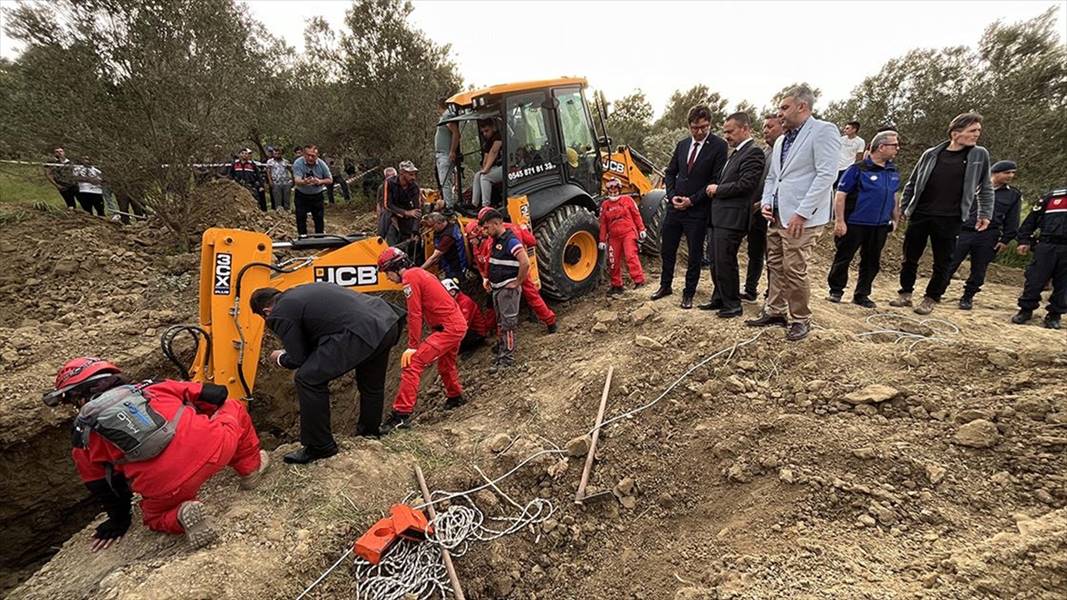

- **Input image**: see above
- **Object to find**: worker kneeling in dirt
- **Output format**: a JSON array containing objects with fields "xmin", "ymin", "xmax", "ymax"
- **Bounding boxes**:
[
  {"xmin": 442, "ymin": 277, "xmax": 496, "ymax": 355},
  {"xmin": 252, "ymin": 283, "xmax": 402, "ymax": 461},
  {"xmin": 43, "ymin": 357, "xmax": 269, "ymax": 551},
  {"xmin": 378, "ymin": 247, "xmax": 468, "ymax": 432}
]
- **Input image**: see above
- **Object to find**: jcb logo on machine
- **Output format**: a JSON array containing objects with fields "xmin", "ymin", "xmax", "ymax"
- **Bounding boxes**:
[
  {"xmin": 314, "ymin": 265, "xmax": 379, "ymax": 287},
  {"xmin": 213, "ymin": 253, "xmax": 232, "ymax": 295},
  {"xmin": 605, "ymin": 160, "xmax": 625, "ymax": 174}
]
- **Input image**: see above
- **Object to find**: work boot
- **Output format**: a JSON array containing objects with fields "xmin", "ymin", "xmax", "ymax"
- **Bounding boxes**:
[
  {"xmin": 608, "ymin": 286, "xmax": 624, "ymax": 295},
  {"xmin": 1011, "ymin": 309, "xmax": 1033, "ymax": 325},
  {"xmin": 546, "ymin": 322, "xmax": 558, "ymax": 334},
  {"xmin": 283, "ymin": 445, "xmax": 337, "ymax": 465},
  {"xmin": 444, "ymin": 395, "xmax": 466, "ymax": 410},
  {"xmin": 889, "ymin": 293, "xmax": 913, "ymax": 308},
  {"xmin": 913, "ymin": 297, "xmax": 937, "ymax": 315},
  {"xmin": 1044, "ymin": 314, "xmax": 1062, "ymax": 330},
  {"xmin": 380, "ymin": 412, "xmax": 411, "ymax": 435},
  {"xmin": 853, "ymin": 297, "xmax": 877, "ymax": 309},
  {"xmin": 633, "ymin": 281, "xmax": 646, "ymax": 289},
  {"xmin": 827, "ymin": 292, "xmax": 843, "ymax": 303},
  {"xmin": 238, "ymin": 450, "xmax": 271, "ymax": 490},
  {"xmin": 177, "ymin": 501, "xmax": 217, "ymax": 550},
  {"xmin": 958, "ymin": 296, "xmax": 974, "ymax": 311}
]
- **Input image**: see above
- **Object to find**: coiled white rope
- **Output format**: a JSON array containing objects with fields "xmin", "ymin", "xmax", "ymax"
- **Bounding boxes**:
[
  {"xmin": 855, "ymin": 312, "xmax": 961, "ymax": 351},
  {"xmin": 295, "ymin": 329, "xmax": 772, "ymax": 599}
]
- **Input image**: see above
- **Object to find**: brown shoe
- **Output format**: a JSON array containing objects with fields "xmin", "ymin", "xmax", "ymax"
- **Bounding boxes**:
[
  {"xmin": 785, "ymin": 321, "xmax": 810, "ymax": 341},
  {"xmin": 889, "ymin": 293, "xmax": 913, "ymax": 308},
  {"xmin": 913, "ymin": 297, "xmax": 937, "ymax": 315},
  {"xmin": 745, "ymin": 312, "xmax": 788, "ymax": 327}
]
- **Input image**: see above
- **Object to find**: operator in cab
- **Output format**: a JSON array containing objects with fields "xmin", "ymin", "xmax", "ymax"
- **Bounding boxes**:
[
  {"xmin": 43, "ymin": 357, "xmax": 268, "ymax": 551},
  {"xmin": 252, "ymin": 282, "xmax": 402, "ymax": 463}
]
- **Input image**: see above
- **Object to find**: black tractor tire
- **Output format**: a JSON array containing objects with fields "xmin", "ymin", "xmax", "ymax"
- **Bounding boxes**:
[
  {"xmin": 534, "ymin": 204, "xmax": 601, "ymax": 301},
  {"xmin": 641, "ymin": 193, "xmax": 669, "ymax": 256}
]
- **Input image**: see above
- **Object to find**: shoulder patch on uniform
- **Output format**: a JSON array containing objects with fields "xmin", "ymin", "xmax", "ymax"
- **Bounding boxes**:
[{"xmin": 403, "ymin": 285, "xmax": 412, "ymax": 298}]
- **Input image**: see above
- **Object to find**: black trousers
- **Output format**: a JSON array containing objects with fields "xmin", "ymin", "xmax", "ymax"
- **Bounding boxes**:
[
  {"xmin": 295, "ymin": 190, "xmax": 325, "ymax": 235},
  {"xmin": 827, "ymin": 224, "xmax": 891, "ymax": 300},
  {"xmin": 659, "ymin": 216, "xmax": 706, "ymax": 295},
  {"xmin": 709, "ymin": 226, "xmax": 745, "ymax": 310},
  {"xmin": 898, "ymin": 213, "xmax": 962, "ymax": 301},
  {"xmin": 58, "ymin": 186, "xmax": 78, "ymax": 209},
  {"xmin": 947, "ymin": 228, "xmax": 999, "ymax": 298},
  {"xmin": 745, "ymin": 211, "xmax": 768, "ymax": 296},
  {"xmin": 1018, "ymin": 243, "xmax": 1067, "ymax": 315},
  {"xmin": 293, "ymin": 323, "xmax": 400, "ymax": 449},
  {"xmin": 77, "ymin": 192, "xmax": 105, "ymax": 216}
]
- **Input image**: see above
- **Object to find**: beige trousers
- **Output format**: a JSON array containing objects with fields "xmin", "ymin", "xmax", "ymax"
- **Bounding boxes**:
[{"xmin": 764, "ymin": 225, "xmax": 823, "ymax": 323}]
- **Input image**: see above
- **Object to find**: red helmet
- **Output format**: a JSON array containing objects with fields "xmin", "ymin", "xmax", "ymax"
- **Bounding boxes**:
[
  {"xmin": 43, "ymin": 357, "xmax": 122, "ymax": 407},
  {"xmin": 477, "ymin": 206, "xmax": 495, "ymax": 221},
  {"xmin": 377, "ymin": 247, "xmax": 411, "ymax": 272}
]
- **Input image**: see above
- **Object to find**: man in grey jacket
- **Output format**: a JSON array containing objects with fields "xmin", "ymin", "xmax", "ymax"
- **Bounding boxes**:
[
  {"xmin": 746, "ymin": 85, "xmax": 841, "ymax": 341},
  {"xmin": 890, "ymin": 112, "xmax": 994, "ymax": 315}
]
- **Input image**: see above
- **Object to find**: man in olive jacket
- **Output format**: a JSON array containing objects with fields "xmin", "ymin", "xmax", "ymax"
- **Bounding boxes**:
[{"xmin": 891, "ymin": 112, "xmax": 994, "ymax": 315}]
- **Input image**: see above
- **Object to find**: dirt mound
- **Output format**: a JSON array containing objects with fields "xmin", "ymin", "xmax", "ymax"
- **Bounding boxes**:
[
  {"xmin": 0, "ymin": 193, "xmax": 375, "ymax": 592},
  {"xmin": 6, "ymin": 221, "xmax": 1066, "ymax": 599}
]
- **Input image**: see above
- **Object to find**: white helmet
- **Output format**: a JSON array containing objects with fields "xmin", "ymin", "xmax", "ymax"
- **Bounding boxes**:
[{"xmin": 441, "ymin": 278, "xmax": 460, "ymax": 296}]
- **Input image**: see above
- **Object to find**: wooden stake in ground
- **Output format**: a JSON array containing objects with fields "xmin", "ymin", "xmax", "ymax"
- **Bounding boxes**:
[
  {"xmin": 414, "ymin": 464, "xmax": 466, "ymax": 600},
  {"xmin": 575, "ymin": 365, "xmax": 614, "ymax": 504}
]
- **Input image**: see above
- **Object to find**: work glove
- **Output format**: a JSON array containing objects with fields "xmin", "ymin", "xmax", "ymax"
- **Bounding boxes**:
[
  {"xmin": 639, "ymin": 231, "xmax": 647, "ymax": 242},
  {"xmin": 85, "ymin": 475, "xmax": 133, "ymax": 552},
  {"xmin": 401, "ymin": 348, "xmax": 417, "ymax": 368},
  {"xmin": 597, "ymin": 242, "xmax": 606, "ymax": 251}
]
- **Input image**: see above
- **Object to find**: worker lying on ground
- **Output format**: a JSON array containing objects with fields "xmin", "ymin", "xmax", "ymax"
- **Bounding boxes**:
[
  {"xmin": 474, "ymin": 206, "xmax": 558, "ymax": 333},
  {"xmin": 480, "ymin": 209, "xmax": 531, "ymax": 373},
  {"xmin": 421, "ymin": 212, "xmax": 469, "ymax": 281},
  {"xmin": 599, "ymin": 177, "xmax": 648, "ymax": 293},
  {"xmin": 43, "ymin": 357, "xmax": 268, "ymax": 551},
  {"xmin": 442, "ymin": 277, "xmax": 496, "ymax": 355},
  {"xmin": 378, "ymin": 247, "xmax": 468, "ymax": 432},
  {"xmin": 252, "ymin": 282, "xmax": 402, "ymax": 460}
]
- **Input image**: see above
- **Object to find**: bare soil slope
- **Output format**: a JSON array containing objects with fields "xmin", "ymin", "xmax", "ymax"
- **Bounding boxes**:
[{"xmin": 5, "ymin": 213, "xmax": 1066, "ymax": 599}]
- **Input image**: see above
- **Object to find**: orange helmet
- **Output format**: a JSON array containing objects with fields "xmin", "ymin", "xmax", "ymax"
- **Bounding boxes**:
[
  {"xmin": 377, "ymin": 247, "xmax": 411, "ymax": 272},
  {"xmin": 43, "ymin": 357, "xmax": 122, "ymax": 407}
]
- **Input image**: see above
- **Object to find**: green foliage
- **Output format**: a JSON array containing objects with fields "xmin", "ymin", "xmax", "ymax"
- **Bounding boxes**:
[
  {"xmin": 654, "ymin": 84, "xmax": 728, "ymax": 133},
  {"xmin": 300, "ymin": 0, "xmax": 462, "ymax": 169},
  {"xmin": 0, "ymin": 164, "xmax": 61, "ymax": 207},
  {"xmin": 824, "ymin": 8, "xmax": 1066, "ymax": 202},
  {"xmin": 603, "ymin": 90, "xmax": 654, "ymax": 152}
]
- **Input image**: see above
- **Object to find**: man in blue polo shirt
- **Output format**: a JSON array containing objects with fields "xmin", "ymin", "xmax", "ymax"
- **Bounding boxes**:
[
  {"xmin": 292, "ymin": 144, "xmax": 333, "ymax": 236},
  {"xmin": 827, "ymin": 130, "xmax": 901, "ymax": 308}
]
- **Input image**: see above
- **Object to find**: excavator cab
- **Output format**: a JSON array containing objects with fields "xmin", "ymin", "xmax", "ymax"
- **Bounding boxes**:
[{"xmin": 434, "ymin": 78, "xmax": 665, "ymax": 300}]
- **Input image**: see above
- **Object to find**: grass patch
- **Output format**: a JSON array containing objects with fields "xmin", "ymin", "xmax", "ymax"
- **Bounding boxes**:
[{"xmin": 0, "ymin": 164, "xmax": 64, "ymax": 208}]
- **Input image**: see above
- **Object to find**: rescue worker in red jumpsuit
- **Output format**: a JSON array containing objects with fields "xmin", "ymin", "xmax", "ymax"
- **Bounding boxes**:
[
  {"xmin": 598, "ymin": 177, "xmax": 648, "ymax": 294},
  {"xmin": 43, "ymin": 357, "xmax": 268, "ymax": 551},
  {"xmin": 474, "ymin": 206, "xmax": 558, "ymax": 333},
  {"xmin": 442, "ymin": 278, "xmax": 496, "ymax": 355},
  {"xmin": 378, "ymin": 247, "xmax": 468, "ymax": 432}
]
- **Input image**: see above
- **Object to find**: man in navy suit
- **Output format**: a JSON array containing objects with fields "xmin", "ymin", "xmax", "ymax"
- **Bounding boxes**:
[{"xmin": 652, "ymin": 105, "xmax": 729, "ymax": 309}]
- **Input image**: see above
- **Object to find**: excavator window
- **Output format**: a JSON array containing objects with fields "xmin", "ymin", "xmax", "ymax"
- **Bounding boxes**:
[
  {"xmin": 555, "ymin": 87, "xmax": 600, "ymax": 195},
  {"xmin": 504, "ymin": 92, "xmax": 559, "ymax": 190}
]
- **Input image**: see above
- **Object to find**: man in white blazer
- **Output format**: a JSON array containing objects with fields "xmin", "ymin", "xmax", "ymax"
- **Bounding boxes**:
[{"xmin": 745, "ymin": 84, "xmax": 841, "ymax": 341}]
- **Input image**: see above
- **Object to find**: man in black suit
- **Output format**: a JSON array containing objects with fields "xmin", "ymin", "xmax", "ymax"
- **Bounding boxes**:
[
  {"xmin": 653, "ymin": 105, "xmax": 729, "ymax": 309},
  {"xmin": 741, "ymin": 114, "xmax": 784, "ymax": 301},
  {"xmin": 699, "ymin": 112, "xmax": 767, "ymax": 317}
]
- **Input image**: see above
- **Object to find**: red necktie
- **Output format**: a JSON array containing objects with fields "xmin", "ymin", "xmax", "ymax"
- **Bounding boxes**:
[{"xmin": 687, "ymin": 141, "xmax": 700, "ymax": 172}]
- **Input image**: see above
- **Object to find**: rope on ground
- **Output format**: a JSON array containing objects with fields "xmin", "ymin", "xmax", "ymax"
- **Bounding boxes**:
[
  {"xmin": 855, "ymin": 312, "xmax": 961, "ymax": 351},
  {"xmin": 294, "ymin": 329, "xmax": 774, "ymax": 600}
]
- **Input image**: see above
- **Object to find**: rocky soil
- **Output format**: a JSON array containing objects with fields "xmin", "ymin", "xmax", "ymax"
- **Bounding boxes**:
[{"xmin": 3, "ymin": 199, "xmax": 1065, "ymax": 599}]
